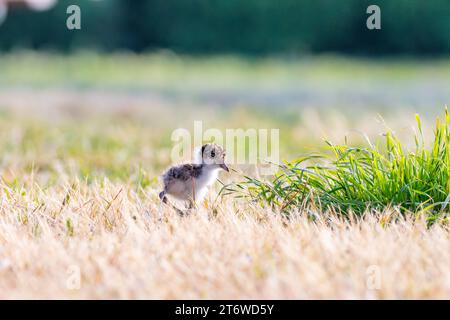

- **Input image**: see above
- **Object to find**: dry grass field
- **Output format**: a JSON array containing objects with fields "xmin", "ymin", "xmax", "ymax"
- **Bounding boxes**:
[
  {"xmin": 1, "ymin": 188, "xmax": 449, "ymax": 299},
  {"xmin": 0, "ymin": 53, "xmax": 449, "ymax": 299}
]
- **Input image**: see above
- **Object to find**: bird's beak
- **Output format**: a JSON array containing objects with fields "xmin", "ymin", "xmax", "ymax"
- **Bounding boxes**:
[{"xmin": 220, "ymin": 163, "xmax": 229, "ymax": 172}]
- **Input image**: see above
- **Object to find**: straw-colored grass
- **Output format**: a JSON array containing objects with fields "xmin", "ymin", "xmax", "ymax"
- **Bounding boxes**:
[
  {"xmin": 0, "ymin": 53, "xmax": 449, "ymax": 299},
  {"xmin": 0, "ymin": 179, "xmax": 449, "ymax": 299},
  {"xmin": 0, "ymin": 105, "xmax": 448, "ymax": 299}
]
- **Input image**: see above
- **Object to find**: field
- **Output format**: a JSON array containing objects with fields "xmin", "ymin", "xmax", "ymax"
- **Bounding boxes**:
[{"xmin": 0, "ymin": 52, "xmax": 449, "ymax": 299}]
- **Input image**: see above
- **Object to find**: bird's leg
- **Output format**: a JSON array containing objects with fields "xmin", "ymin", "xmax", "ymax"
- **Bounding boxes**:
[
  {"xmin": 181, "ymin": 177, "xmax": 197, "ymax": 215},
  {"xmin": 169, "ymin": 201, "xmax": 186, "ymax": 216},
  {"xmin": 159, "ymin": 190, "xmax": 168, "ymax": 204},
  {"xmin": 191, "ymin": 177, "xmax": 196, "ymax": 208},
  {"xmin": 184, "ymin": 177, "xmax": 197, "ymax": 216},
  {"xmin": 159, "ymin": 190, "xmax": 187, "ymax": 216}
]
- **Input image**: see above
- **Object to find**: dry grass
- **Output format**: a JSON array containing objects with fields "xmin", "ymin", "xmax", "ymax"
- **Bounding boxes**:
[
  {"xmin": 0, "ymin": 101, "xmax": 448, "ymax": 299},
  {"xmin": 0, "ymin": 178, "xmax": 448, "ymax": 299},
  {"xmin": 0, "ymin": 53, "xmax": 449, "ymax": 299}
]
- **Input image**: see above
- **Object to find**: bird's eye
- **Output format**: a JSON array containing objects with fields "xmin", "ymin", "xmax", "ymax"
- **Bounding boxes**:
[{"xmin": 211, "ymin": 150, "xmax": 215, "ymax": 158}]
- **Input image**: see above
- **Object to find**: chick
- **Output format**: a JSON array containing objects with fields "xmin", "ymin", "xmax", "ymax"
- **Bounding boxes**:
[{"xmin": 159, "ymin": 143, "xmax": 229, "ymax": 209}]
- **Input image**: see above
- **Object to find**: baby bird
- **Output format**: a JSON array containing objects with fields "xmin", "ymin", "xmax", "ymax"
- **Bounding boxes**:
[{"xmin": 159, "ymin": 143, "xmax": 229, "ymax": 210}]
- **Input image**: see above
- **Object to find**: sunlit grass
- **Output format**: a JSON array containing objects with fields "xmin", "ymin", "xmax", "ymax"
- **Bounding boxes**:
[
  {"xmin": 2, "ymin": 51, "xmax": 450, "ymax": 90},
  {"xmin": 228, "ymin": 109, "xmax": 450, "ymax": 224},
  {"xmin": 0, "ymin": 53, "xmax": 449, "ymax": 298}
]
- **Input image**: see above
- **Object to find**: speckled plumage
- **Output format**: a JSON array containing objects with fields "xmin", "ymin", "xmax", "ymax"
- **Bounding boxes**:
[
  {"xmin": 159, "ymin": 144, "xmax": 229, "ymax": 209},
  {"xmin": 163, "ymin": 164, "xmax": 203, "ymax": 182}
]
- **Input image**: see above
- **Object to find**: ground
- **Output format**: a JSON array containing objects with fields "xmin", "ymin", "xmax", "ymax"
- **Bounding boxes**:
[{"xmin": 0, "ymin": 52, "xmax": 449, "ymax": 299}]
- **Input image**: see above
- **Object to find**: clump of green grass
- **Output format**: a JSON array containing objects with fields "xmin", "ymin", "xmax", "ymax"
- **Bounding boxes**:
[{"xmin": 227, "ymin": 109, "xmax": 450, "ymax": 222}]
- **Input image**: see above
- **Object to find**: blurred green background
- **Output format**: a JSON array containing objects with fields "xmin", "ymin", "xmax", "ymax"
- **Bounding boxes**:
[
  {"xmin": 0, "ymin": 1, "xmax": 449, "ymax": 183},
  {"xmin": 1, "ymin": 0, "xmax": 450, "ymax": 55}
]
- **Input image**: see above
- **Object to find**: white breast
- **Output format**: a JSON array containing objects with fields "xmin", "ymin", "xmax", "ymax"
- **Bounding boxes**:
[{"xmin": 194, "ymin": 168, "xmax": 219, "ymax": 202}]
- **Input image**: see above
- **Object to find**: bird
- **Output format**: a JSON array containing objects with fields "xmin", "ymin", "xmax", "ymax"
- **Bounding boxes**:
[{"xmin": 159, "ymin": 143, "xmax": 229, "ymax": 211}]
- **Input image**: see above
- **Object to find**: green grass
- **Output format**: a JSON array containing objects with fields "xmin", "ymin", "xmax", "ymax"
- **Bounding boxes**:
[
  {"xmin": 2, "ymin": 51, "xmax": 450, "ymax": 90},
  {"xmin": 227, "ymin": 108, "xmax": 450, "ymax": 223},
  {"xmin": 2, "ymin": 52, "xmax": 450, "ymax": 221}
]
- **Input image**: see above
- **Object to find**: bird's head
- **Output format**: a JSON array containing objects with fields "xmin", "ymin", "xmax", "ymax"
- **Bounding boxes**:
[{"xmin": 197, "ymin": 143, "xmax": 229, "ymax": 172}]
